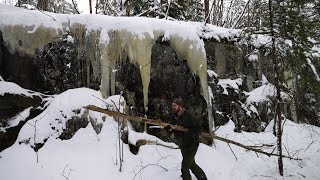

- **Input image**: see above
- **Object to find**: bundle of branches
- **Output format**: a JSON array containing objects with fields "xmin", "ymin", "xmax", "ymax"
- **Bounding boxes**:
[{"xmin": 84, "ymin": 105, "xmax": 300, "ymax": 160}]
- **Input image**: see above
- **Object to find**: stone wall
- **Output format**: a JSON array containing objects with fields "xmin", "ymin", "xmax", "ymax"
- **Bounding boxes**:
[{"xmin": 0, "ymin": 26, "xmax": 297, "ymax": 135}]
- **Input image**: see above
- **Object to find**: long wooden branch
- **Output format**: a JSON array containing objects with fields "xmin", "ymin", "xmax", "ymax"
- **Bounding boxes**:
[{"xmin": 84, "ymin": 105, "xmax": 301, "ymax": 160}]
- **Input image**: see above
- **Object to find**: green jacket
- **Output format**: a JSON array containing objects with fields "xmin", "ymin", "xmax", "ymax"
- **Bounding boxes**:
[{"xmin": 172, "ymin": 109, "xmax": 201, "ymax": 148}]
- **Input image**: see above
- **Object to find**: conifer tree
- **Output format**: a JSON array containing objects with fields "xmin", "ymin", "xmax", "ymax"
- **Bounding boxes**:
[{"xmin": 273, "ymin": 0, "xmax": 320, "ymax": 125}]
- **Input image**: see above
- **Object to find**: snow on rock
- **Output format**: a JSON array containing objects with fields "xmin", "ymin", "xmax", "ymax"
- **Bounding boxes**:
[
  {"xmin": 245, "ymin": 83, "xmax": 275, "ymax": 104},
  {"xmin": 0, "ymin": 81, "xmax": 33, "ymax": 97},
  {"xmin": 16, "ymin": 88, "xmax": 111, "ymax": 146},
  {"xmin": 218, "ymin": 78, "xmax": 243, "ymax": 95},
  {"xmin": 245, "ymin": 83, "xmax": 288, "ymax": 105},
  {"xmin": 207, "ymin": 69, "xmax": 218, "ymax": 79},
  {"xmin": 0, "ymin": 107, "xmax": 32, "ymax": 132},
  {"xmin": 196, "ymin": 23, "xmax": 241, "ymax": 41}
]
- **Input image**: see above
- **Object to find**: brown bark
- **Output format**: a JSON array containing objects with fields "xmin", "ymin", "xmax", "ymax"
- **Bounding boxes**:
[
  {"xmin": 89, "ymin": 0, "xmax": 93, "ymax": 14},
  {"xmin": 125, "ymin": 0, "xmax": 130, "ymax": 16}
]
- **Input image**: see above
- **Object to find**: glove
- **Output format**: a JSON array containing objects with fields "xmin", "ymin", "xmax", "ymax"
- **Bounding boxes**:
[{"xmin": 164, "ymin": 125, "xmax": 172, "ymax": 131}]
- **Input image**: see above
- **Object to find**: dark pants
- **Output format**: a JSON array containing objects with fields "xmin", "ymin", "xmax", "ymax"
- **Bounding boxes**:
[{"xmin": 180, "ymin": 146, "xmax": 207, "ymax": 180}]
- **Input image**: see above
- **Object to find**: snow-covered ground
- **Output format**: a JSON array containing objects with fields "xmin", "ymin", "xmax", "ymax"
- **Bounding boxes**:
[{"xmin": 0, "ymin": 80, "xmax": 320, "ymax": 180}]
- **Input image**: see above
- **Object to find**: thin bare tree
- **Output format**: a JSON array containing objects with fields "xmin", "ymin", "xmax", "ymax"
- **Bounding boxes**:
[
  {"xmin": 89, "ymin": 0, "xmax": 92, "ymax": 14},
  {"xmin": 231, "ymin": 0, "xmax": 250, "ymax": 28},
  {"xmin": 96, "ymin": 0, "xmax": 99, "ymax": 14},
  {"xmin": 268, "ymin": 0, "xmax": 284, "ymax": 176},
  {"xmin": 204, "ymin": 0, "xmax": 210, "ymax": 23}
]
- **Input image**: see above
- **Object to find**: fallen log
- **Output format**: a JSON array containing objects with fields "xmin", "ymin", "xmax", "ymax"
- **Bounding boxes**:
[{"xmin": 84, "ymin": 105, "xmax": 301, "ymax": 160}]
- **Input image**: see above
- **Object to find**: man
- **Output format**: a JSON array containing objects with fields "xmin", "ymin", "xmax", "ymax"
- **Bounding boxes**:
[{"xmin": 166, "ymin": 98, "xmax": 207, "ymax": 180}]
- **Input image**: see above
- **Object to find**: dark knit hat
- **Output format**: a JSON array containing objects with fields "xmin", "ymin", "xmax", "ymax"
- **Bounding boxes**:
[{"xmin": 172, "ymin": 98, "xmax": 184, "ymax": 107}]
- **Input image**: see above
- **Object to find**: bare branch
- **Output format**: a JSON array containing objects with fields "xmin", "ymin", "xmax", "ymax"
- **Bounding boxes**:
[
  {"xmin": 92, "ymin": 95, "xmax": 113, "ymax": 109},
  {"xmin": 72, "ymin": 0, "xmax": 80, "ymax": 14},
  {"xmin": 37, "ymin": 9, "xmax": 56, "ymax": 21},
  {"xmin": 61, "ymin": 164, "xmax": 75, "ymax": 180}
]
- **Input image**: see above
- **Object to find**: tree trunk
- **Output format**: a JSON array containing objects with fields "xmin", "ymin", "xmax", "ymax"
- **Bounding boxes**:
[
  {"xmin": 204, "ymin": 0, "xmax": 210, "ymax": 23},
  {"xmin": 37, "ymin": 0, "xmax": 48, "ymax": 11},
  {"xmin": 113, "ymin": 0, "xmax": 117, "ymax": 16},
  {"xmin": 96, "ymin": 0, "xmax": 99, "ymax": 14},
  {"xmin": 268, "ymin": 0, "xmax": 284, "ymax": 176},
  {"xmin": 125, "ymin": 0, "xmax": 130, "ymax": 16},
  {"xmin": 89, "ymin": 0, "xmax": 93, "ymax": 14}
]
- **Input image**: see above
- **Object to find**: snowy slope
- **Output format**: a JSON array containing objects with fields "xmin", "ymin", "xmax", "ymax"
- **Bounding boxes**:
[{"xmin": 0, "ymin": 80, "xmax": 320, "ymax": 180}]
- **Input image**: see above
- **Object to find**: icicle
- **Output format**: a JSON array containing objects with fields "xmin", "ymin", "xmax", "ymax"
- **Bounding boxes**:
[
  {"xmin": 125, "ymin": 32, "xmax": 159, "ymax": 113},
  {"xmin": 85, "ymin": 29, "xmax": 102, "ymax": 80},
  {"xmin": 169, "ymin": 36, "xmax": 209, "ymax": 104},
  {"xmin": 2, "ymin": 25, "xmax": 59, "ymax": 56}
]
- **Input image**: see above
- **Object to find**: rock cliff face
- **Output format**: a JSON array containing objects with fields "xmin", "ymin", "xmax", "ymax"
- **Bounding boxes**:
[{"xmin": 0, "ymin": 25, "xmax": 270, "ymax": 134}]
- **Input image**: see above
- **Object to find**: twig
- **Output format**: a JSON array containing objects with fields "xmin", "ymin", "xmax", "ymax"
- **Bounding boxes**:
[
  {"xmin": 255, "ymin": 152, "xmax": 259, "ymax": 158},
  {"xmin": 228, "ymin": 143, "xmax": 238, "ymax": 161},
  {"xmin": 283, "ymin": 144, "xmax": 290, "ymax": 157},
  {"xmin": 119, "ymin": 92, "xmax": 124, "ymax": 163},
  {"xmin": 37, "ymin": 9, "xmax": 56, "ymax": 21},
  {"xmin": 132, "ymin": 157, "xmax": 168, "ymax": 180},
  {"xmin": 26, "ymin": 111, "xmax": 49, "ymax": 163},
  {"xmin": 212, "ymin": 125, "xmax": 220, "ymax": 133},
  {"xmin": 61, "ymin": 164, "xmax": 75, "ymax": 180},
  {"xmin": 292, "ymin": 149, "xmax": 300, "ymax": 157},
  {"xmin": 297, "ymin": 173, "xmax": 306, "ymax": 178},
  {"xmin": 111, "ymin": 100, "xmax": 120, "ymax": 112},
  {"xmin": 304, "ymin": 140, "xmax": 315, "ymax": 152},
  {"xmin": 247, "ymin": 144, "xmax": 274, "ymax": 148},
  {"xmin": 92, "ymin": 95, "xmax": 112, "ymax": 108},
  {"xmin": 136, "ymin": 3, "xmax": 167, "ymax": 17},
  {"xmin": 270, "ymin": 147, "xmax": 276, "ymax": 154},
  {"xmin": 251, "ymin": 175, "xmax": 277, "ymax": 180}
]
